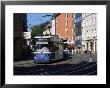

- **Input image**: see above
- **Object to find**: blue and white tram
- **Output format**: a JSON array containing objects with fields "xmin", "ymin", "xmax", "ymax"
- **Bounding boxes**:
[
  {"xmin": 33, "ymin": 36, "xmax": 51, "ymax": 62},
  {"xmin": 33, "ymin": 36, "xmax": 64, "ymax": 63}
]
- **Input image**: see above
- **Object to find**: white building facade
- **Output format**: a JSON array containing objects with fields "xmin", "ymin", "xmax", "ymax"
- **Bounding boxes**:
[
  {"xmin": 50, "ymin": 18, "xmax": 56, "ymax": 35},
  {"xmin": 43, "ymin": 23, "xmax": 52, "ymax": 36},
  {"xmin": 82, "ymin": 13, "xmax": 97, "ymax": 53}
]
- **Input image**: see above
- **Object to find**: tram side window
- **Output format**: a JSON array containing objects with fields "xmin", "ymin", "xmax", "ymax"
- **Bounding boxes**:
[{"xmin": 52, "ymin": 45, "xmax": 59, "ymax": 52}]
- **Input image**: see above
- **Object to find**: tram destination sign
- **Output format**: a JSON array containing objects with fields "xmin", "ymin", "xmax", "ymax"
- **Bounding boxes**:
[
  {"xmin": 37, "ymin": 38, "xmax": 48, "ymax": 41},
  {"xmin": 36, "ymin": 41, "xmax": 48, "ymax": 44}
]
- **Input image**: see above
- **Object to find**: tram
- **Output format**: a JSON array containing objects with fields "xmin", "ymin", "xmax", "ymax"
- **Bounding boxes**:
[{"xmin": 33, "ymin": 36, "xmax": 65, "ymax": 63}]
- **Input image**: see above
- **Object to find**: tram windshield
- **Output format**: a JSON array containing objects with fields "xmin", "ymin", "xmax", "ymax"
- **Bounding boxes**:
[{"xmin": 35, "ymin": 44, "xmax": 49, "ymax": 52}]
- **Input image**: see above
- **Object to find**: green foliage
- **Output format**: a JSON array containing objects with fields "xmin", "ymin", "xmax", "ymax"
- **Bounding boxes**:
[
  {"xmin": 31, "ymin": 24, "xmax": 43, "ymax": 47},
  {"xmin": 31, "ymin": 25, "xmax": 43, "ymax": 38},
  {"xmin": 31, "ymin": 21, "xmax": 50, "ymax": 38}
]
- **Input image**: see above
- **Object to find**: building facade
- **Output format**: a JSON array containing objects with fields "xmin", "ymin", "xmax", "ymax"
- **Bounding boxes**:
[
  {"xmin": 54, "ymin": 13, "xmax": 74, "ymax": 45},
  {"xmin": 43, "ymin": 23, "xmax": 52, "ymax": 36},
  {"xmin": 82, "ymin": 13, "xmax": 97, "ymax": 53},
  {"xmin": 14, "ymin": 13, "xmax": 27, "ymax": 59},
  {"xmin": 73, "ymin": 13, "xmax": 82, "ymax": 53},
  {"xmin": 51, "ymin": 18, "xmax": 56, "ymax": 35}
]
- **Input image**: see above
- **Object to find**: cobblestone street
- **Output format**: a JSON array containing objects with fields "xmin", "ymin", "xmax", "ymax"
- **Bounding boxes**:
[{"xmin": 14, "ymin": 53, "xmax": 97, "ymax": 75}]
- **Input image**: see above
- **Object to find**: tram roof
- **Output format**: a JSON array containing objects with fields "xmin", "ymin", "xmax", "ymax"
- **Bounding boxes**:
[{"xmin": 34, "ymin": 36, "xmax": 54, "ymax": 39}]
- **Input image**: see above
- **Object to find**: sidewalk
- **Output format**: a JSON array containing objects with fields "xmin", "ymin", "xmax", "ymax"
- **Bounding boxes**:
[
  {"xmin": 14, "ymin": 60, "xmax": 36, "ymax": 67},
  {"xmin": 69, "ymin": 53, "xmax": 97, "ymax": 64}
]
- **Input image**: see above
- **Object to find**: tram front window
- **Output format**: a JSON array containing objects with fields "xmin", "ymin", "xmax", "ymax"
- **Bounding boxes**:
[{"xmin": 35, "ymin": 44, "xmax": 49, "ymax": 52}]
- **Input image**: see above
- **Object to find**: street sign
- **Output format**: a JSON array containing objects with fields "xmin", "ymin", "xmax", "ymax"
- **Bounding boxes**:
[{"xmin": 23, "ymin": 32, "xmax": 31, "ymax": 39}]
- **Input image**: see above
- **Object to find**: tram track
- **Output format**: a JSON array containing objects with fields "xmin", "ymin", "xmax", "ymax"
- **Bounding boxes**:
[{"xmin": 14, "ymin": 62, "xmax": 97, "ymax": 75}]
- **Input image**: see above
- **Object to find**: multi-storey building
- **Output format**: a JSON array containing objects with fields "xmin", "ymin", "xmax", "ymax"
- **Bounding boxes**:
[
  {"xmin": 82, "ymin": 13, "xmax": 97, "ymax": 53},
  {"xmin": 14, "ymin": 13, "xmax": 27, "ymax": 59},
  {"xmin": 54, "ymin": 13, "xmax": 74, "ymax": 46},
  {"xmin": 73, "ymin": 13, "xmax": 82, "ymax": 53}
]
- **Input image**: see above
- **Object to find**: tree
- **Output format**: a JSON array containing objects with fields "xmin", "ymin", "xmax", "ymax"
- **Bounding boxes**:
[
  {"xmin": 31, "ymin": 25, "xmax": 43, "ymax": 38},
  {"xmin": 31, "ymin": 21, "xmax": 50, "ymax": 38},
  {"xmin": 31, "ymin": 24, "xmax": 43, "ymax": 51}
]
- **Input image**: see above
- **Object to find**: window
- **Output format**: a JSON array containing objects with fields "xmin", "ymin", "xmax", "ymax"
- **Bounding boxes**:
[
  {"xmin": 65, "ymin": 28, "xmax": 68, "ymax": 33},
  {"xmin": 65, "ymin": 13, "xmax": 68, "ymax": 19},
  {"xmin": 66, "ymin": 30, "xmax": 68, "ymax": 33},
  {"xmin": 74, "ymin": 19, "xmax": 77, "ymax": 23},
  {"xmin": 65, "ymin": 20, "xmax": 68, "ymax": 27}
]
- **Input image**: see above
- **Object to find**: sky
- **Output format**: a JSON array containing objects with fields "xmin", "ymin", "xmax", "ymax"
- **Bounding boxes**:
[{"xmin": 27, "ymin": 13, "xmax": 53, "ymax": 32}]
